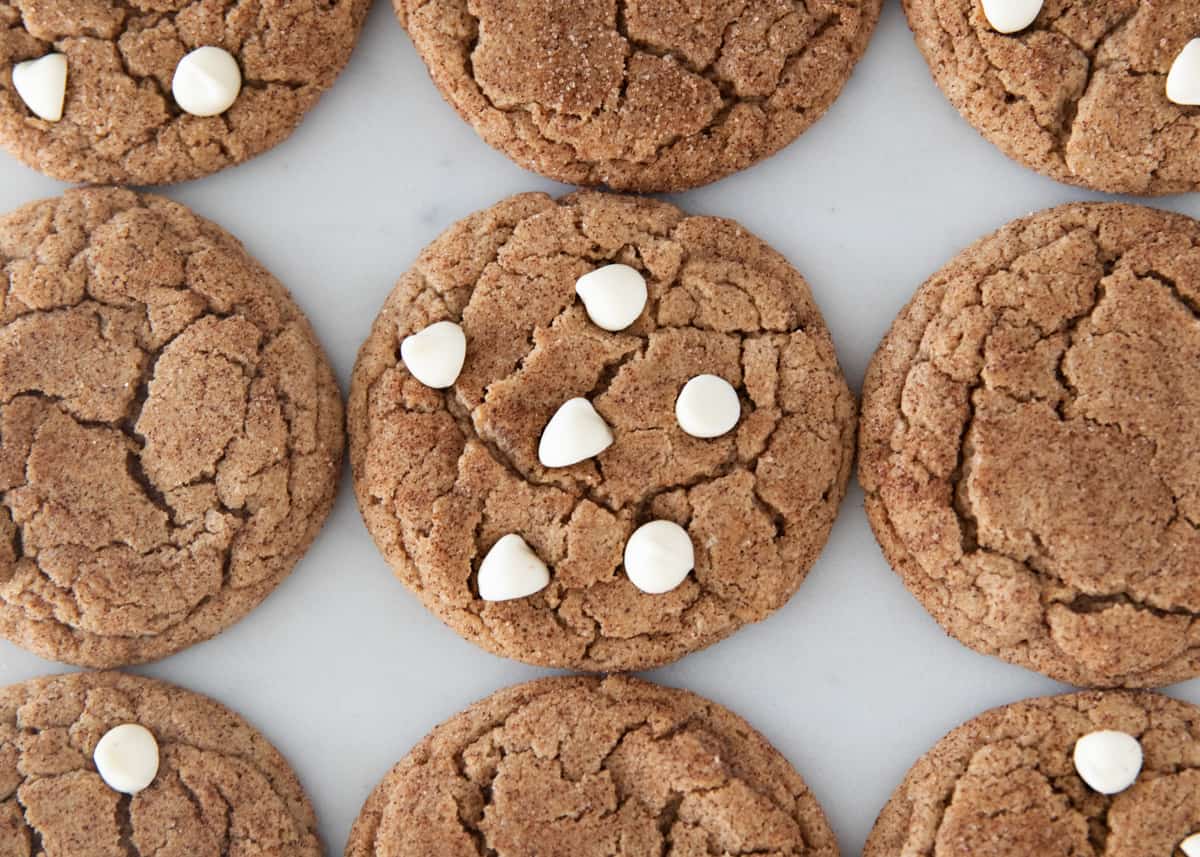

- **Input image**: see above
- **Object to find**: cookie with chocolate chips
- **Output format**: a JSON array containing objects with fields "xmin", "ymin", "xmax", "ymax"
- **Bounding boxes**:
[
  {"xmin": 0, "ymin": 0, "xmax": 369, "ymax": 184},
  {"xmin": 394, "ymin": 0, "xmax": 883, "ymax": 192},
  {"xmin": 346, "ymin": 675, "xmax": 839, "ymax": 857},
  {"xmin": 860, "ymin": 202, "xmax": 1200, "ymax": 688},
  {"xmin": 349, "ymin": 191, "xmax": 856, "ymax": 672},
  {"xmin": 904, "ymin": 0, "xmax": 1200, "ymax": 194},
  {"xmin": 0, "ymin": 670, "xmax": 320, "ymax": 856},
  {"xmin": 865, "ymin": 690, "xmax": 1200, "ymax": 857},
  {"xmin": 0, "ymin": 187, "xmax": 344, "ymax": 667}
]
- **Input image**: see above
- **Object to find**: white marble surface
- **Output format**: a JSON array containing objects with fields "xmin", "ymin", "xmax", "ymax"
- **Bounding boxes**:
[{"xmin": 0, "ymin": 0, "xmax": 1198, "ymax": 853}]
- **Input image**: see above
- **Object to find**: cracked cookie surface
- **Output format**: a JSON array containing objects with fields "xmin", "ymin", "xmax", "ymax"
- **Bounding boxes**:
[
  {"xmin": 0, "ymin": 670, "xmax": 319, "ymax": 857},
  {"xmin": 0, "ymin": 187, "xmax": 344, "ymax": 667},
  {"xmin": 904, "ymin": 0, "xmax": 1200, "ymax": 195},
  {"xmin": 345, "ymin": 675, "xmax": 838, "ymax": 857},
  {"xmin": 0, "ymin": 0, "xmax": 369, "ymax": 185},
  {"xmin": 859, "ymin": 202, "xmax": 1200, "ymax": 688},
  {"xmin": 865, "ymin": 690, "xmax": 1200, "ymax": 857},
  {"xmin": 395, "ymin": 0, "xmax": 882, "ymax": 192},
  {"xmin": 348, "ymin": 191, "xmax": 856, "ymax": 672}
]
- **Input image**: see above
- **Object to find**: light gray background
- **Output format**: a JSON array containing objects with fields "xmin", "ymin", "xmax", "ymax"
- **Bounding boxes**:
[{"xmin": 0, "ymin": 0, "xmax": 1197, "ymax": 853}]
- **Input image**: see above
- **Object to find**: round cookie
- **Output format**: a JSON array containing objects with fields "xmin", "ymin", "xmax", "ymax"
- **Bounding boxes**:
[
  {"xmin": 395, "ymin": 0, "xmax": 883, "ymax": 192},
  {"xmin": 0, "ymin": 187, "xmax": 344, "ymax": 667},
  {"xmin": 903, "ymin": 0, "xmax": 1200, "ymax": 195},
  {"xmin": 349, "ymin": 191, "xmax": 856, "ymax": 671},
  {"xmin": 0, "ymin": 0, "xmax": 369, "ymax": 184},
  {"xmin": 865, "ymin": 690, "xmax": 1200, "ymax": 857},
  {"xmin": 0, "ymin": 671, "xmax": 319, "ymax": 855},
  {"xmin": 859, "ymin": 202, "xmax": 1200, "ymax": 688},
  {"xmin": 346, "ymin": 675, "xmax": 839, "ymax": 857}
]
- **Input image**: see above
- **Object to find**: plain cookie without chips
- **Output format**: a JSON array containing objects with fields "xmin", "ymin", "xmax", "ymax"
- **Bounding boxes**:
[
  {"xmin": 0, "ymin": 671, "xmax": 320, "ymax": 856},
  {"xmin": 395, "ymin": 0, "xmax": 883, "ymax": 192},
  {"xmin": 0, "ymin": 0, "xmax": 369, "ymax": 184},
  {"xmin": 904, "ymin": 0, "xmax": 1200, "ymax": 195},
  {"xmin": 349, "ymin": 191, "xmax": 856, "ymax": 672},
  {"xmin": 0, "ymin": 187, "xmax": 344, "ymax": 667},
  {"xmin": 345, "ymin": 675, "xmax": 838, "ymax": 857},
  {"xmin": 859, "ymin": 202, "xmax": 1200, "ymax": 688},
  {"xmin": 865, "ymin": 690, "xmax": 1200, "ymax": 857}
]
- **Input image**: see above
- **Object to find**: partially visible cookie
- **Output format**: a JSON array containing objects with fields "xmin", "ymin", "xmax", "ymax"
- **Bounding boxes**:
[
  {"xmin": 865, "ymin": 690, "xmax": 1200, "ymax": 857},
  {"xmin": 859, "ymin": 202, "xmax": 1200, "ymax": 688},
  {"xmin": 349, "ymin": 191, "xmax": 856, "ymax": 672},
  {"xmin": 395, "ymin": 0, "xmax": 883, "ymax": 192},
  {"xmin": 0, "ymin": 0, "xmax": 369, "ymax": 184},
  {"xmin": 0, "ymin": 671, "xmax": 319, "ymax": 856},
  {"xmin": 0, "ymin": 187, "xmax": 344, "ymax": 667},
  {"xmin": 346, "ymin": 675, "xmax": 838, "ymax": 857},
  {"xmin": 903, "ymin": 0, "xmax": 1200, "ymax": 195}
]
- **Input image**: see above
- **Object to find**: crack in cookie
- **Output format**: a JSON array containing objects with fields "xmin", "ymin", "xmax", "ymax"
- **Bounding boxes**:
[
  {"xmin": 0, "ymin": 187, "xmax": 344, "ymax": 668},
  {"xmin": 859, "ymin": 202, "xmax": 1200, "ymax": 688},
  {"xmin": 348, "ymin": 192, "xmax": 856, "ymax": 672},
  {"xmin": 345, "ymin": 675, "xmax": 839, "ymax": 857}
]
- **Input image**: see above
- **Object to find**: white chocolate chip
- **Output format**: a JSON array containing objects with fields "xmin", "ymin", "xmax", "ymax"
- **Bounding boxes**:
[
  {"xmin": 12, "ymin": 54, "xmax": 67, "ymax": 122},
  {"xmin": 538, "ymin": 398, "xmax": 613, "ymax": 468},
  {"xmin": 172, "ymin": 46, "xmax": 242, "ymax": 117},
  {"xmin": 1182, "ymin": 833, "xmax": 1200, "ymax": 857},
  {"xmin": 1167, "ymin": 39, "xmax": 1200, "ymax": 106},
  {"xmin": 477, "ymin": 534, "xmax": 550, "ymax": 601},
  {"xmin": 624, "ymin": 520, "xmax": 694, "ymax": 594},
  {"xmin": 574, "ymin": 264, "xmax": 648, "ymax": 332},
  {"xmin": 981, "ymin": 0, "xmax": 1042, "ymax": 34},
  {"xmin": 675, "ymin": 374, "xmax": 740, "ymax": 439},
  {"xmin": 1073, "ymin": 730, "xmax": 1142, "ymax": 795},
  {"xmin": 93, "ymin": 724, "xmax": 159, "ymax": 795},
  {"xmin": 400, "ymin": 321, "xmax": 466, "ymax": 389}
]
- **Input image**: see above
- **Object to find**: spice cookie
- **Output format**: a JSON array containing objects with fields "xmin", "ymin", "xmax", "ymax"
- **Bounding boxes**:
[
  {"xmin": 0, "ymin": 670, "xmax": 319, "ymax": 856},
  {"xmin": 349, "ymin": 191, "xmax": 856, "ymax": 671},
  {"xmin": 860, "ymin": 202, "xmax": 1200, "ymax": 688},
  {"xmin": 0, "ymin": 0, "xmax": 369, "ymax": 185},
  {"xmin": 394, "ymin": 0, "xmax": 883, "ymax": 192},
  {"xmin": 865, "ymin": 690, "xmax": 1200, "ymax": 857},
  {"xmin": 0, "ymin": 187, "xmax": 344, "ymax": 667},
  {"xmin": 346, "ymin": 675, "xmax": 838, "ymax": 857},
  {"xmin": 903, "ymin": 0, "xmax": 1200, "ymax": 195}
]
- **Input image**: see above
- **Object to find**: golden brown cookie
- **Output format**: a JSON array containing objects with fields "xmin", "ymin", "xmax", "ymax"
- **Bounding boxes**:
[
  {"xmin": 903, "ymin": 0, "xmax": 1200, "ymax": 195},
  {"xmin": 0, "ymin": 0, "xmax": 369, "ymax": 185},
  {"xmin": 0, "ymin": 187, "xmax": 344, "ymax": 667},
  {"xmin": 346, "ymin": 675, "xmax": 838, "ymax": 857},
  {"xmin": 395, "ymin": 0, "xmax": 883, "ymax": 192},
  {"xmin": 865, "ymin": 690, "xmax": 1200, "ymax": 857},
  {"xmin": 860, "ymin": 202, "xmax": 1200, "ymax": 688},
  {"xmin": 349, "ymin": 191, "xmax": 856, "ymax": 672},
  {"xmin": 0, "ymin": 670, "xmax": 319, "ymax": 856}
]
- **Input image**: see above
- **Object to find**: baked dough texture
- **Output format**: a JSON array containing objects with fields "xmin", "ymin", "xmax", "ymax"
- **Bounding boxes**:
[
  {"xmin": 349, "ymin": 191, "xmax": 856, "ymax": 672},
  {"xmin": 860, "ymin": 202, "xmax": 1200, "ymax": 688},
  {"xmin": 904, "ymin": 0, "xmax": 1200, "ymax": 195},
  {"xmin": 0, "ymin": 187, "xmax": 344, "ymax": 668},
  {"xmin": 395, "ymin": 0, "xmax": 883, "ymax": 192},
  {"xmin": 345, "ymin": 675, "xmax": 838, "ymax": 857},
  {"xmin": 865, "ymin": 690, "xmax": 1200, "ymax": 857},
  {"xmin": 0, "ymin": 0, "xmax": 369, "ymax": 184},
  {"xmin": 0, "ymin": 670, "xmax": 319, "ymax": 857}
]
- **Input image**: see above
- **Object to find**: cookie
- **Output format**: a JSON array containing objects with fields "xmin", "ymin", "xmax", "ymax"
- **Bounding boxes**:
[
  {"xmin": 865, "ymin": 690, "xmax": 1200, "ymax": 857},
  {"xmin": 0, "ymin": 670, "xmax": 319, "ymax": 855},
  {"xmin": 903, "ymin": 0, "xmax": 1200, "ymax": 195},
  {"xmin": 345, "ymin": 675, "xmax": 838, "ymax": 857},
  {"xmin": 0, "ymin": 187, "xmax": 344, "ymax": 667},
  {"xmin": 349, "ymin": 191, "xmax": 856, "ymax": 671},
  {"xmin": 859, "ymin": 202, "xmax": 1200, "ymax": 688},
  {"xmin": 0, "ymin": 0, "xmax": 369, "ymax": 184},
  {"xmin": 394, "ymin": 0, "xmax": 883, "ymax": 192}
]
